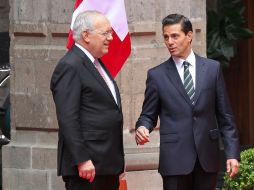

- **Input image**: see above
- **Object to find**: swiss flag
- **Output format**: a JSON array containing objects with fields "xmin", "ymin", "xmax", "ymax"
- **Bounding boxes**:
[{"xmin": 67, "ymin": 0, "xmax": 131, "ymax": 78}]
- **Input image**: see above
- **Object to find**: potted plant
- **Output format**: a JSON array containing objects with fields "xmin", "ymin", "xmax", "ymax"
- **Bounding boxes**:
[
  {"xmin": 222, "ymin": 148, "xmax": 254, "ymax": 190},
  {"xmin": 207, "ymin": 0, "xmax": 254, "ymax": 67}
]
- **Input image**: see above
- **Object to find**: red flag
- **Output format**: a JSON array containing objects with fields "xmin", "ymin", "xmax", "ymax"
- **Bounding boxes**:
[{"xmin": 67, "ymin": 0, "xmax": 131, "ymax": 78}]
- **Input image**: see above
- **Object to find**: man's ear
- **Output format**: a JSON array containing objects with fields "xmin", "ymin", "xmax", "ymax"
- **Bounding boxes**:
[
  {"xmin": 82, "ymin": 31, "xmax": 90, "ymax": 43},
  {"xmin": 187, "ymin": 31, "xmax": 193, "ymax": 43}
]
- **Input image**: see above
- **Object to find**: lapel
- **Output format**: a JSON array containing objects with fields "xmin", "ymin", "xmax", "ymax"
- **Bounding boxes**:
[
  {"xmin": 194, "ymin": 54, "xmax": 206, "ymax": 104},
  {"xmin": 165, "ymin": 57, "xmax": 193, "ymax": 106},
  {"xmin": 72, "ymin": 45, "xmax": 120, "ymax": 109}
]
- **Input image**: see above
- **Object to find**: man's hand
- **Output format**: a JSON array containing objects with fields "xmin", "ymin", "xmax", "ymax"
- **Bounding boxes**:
[
  {"xmin": 78, "ymin": 160, "xmax": 96, "ymax": 182},
  {"xmin": 226, "ymin": 159, "xmax": 240, "ymax": 177},
  {"xmin": 135, "ymin": 126, "xmax": 150, "ymax": 145}
]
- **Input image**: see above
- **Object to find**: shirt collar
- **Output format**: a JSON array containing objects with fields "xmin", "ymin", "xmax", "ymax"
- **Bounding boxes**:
[
  {"xmin": 172, "ymin": 50, "xmax": 196, "ymax": 67},
  {"xmin": 75, "ymin": 42, "xmax": 95, "ymax": 64}
]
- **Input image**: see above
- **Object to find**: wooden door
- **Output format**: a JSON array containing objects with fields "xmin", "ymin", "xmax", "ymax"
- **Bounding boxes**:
[{"xmin": 223, "ymin": 0, "xmax": 254, "ymax": 145}]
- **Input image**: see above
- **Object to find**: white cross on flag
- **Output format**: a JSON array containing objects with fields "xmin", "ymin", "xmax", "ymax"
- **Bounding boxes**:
[{"xmin": 67, "ymin": 0, "xmax": 131, "ymax": 78}]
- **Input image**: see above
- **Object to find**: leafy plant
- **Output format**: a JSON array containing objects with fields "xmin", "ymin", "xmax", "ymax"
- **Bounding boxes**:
[
  {"xmin": 207, "ymin": 0, "xmax": 254, "ymax": 67},
  {"xmin": 223, "ymin": 148, "xmax": 254, "ymax": 190}
]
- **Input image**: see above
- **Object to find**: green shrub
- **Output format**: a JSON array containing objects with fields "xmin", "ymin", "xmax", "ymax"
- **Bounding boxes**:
[{"xmin": 223, "ymin": 148, "xmax": 254, "ymax": 190}]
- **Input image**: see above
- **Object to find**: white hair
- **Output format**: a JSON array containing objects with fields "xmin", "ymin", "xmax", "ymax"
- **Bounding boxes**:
[{"xmin": 72, "ymin": 10, "xmax": 104, "ymax": 41}]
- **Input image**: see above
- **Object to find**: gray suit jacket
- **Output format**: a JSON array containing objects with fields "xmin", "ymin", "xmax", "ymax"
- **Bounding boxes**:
[{"xmin": 136, "ymin": 54, "xmax": 240, "ymax": 176}]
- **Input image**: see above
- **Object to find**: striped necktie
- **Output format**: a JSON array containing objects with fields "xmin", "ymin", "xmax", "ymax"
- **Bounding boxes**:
[{"xmin": 183, "ymin": 61, "xmax": 195, "ymax": 104}]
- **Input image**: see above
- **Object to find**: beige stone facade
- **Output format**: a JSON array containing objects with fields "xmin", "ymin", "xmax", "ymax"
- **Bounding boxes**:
[{"xmin": 2, "ymin": 0, "xmax": 206, "ymax": 189}]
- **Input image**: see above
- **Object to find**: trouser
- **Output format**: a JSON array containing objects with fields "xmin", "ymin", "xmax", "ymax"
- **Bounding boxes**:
[
  {"xmin": 162, "ymin": 159, "xmax": 217, "ymax": 190},
  {"xmin": 62, "ymin": 175, "xmax": 119, "ymax": 190}
]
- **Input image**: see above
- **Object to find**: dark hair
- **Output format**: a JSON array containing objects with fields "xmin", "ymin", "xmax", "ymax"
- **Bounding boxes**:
[{"xmin": 162, "ymin": 14, "xmax": 193, "ymax": 35}]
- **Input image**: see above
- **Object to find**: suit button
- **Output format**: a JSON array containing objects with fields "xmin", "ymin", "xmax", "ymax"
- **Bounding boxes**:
[{"xmin": 193, "ymin": 117, "xmax": 197, "ymax": 121}]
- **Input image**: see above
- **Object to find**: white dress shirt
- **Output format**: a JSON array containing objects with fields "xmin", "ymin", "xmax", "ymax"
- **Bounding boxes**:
[{"xmin": 172, "ymin": 50, "xmax": 196, "ymax": 88}]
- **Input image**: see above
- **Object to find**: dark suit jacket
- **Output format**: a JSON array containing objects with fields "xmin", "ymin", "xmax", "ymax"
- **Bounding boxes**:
[
  {"xmin": 136, "ymin": 54, "xmax": 240, "ymax": 176},
  {"xmin": 51, "ymin": 45, "xmax": 124, "ymax": 176}
]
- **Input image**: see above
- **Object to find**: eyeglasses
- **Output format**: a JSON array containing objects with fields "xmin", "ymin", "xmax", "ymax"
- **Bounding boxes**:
[{"xmin": 88, "ymin": 29, "xmax": 113, "ymax": 38}]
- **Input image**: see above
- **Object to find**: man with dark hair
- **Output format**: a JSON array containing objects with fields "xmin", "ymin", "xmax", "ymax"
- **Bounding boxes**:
[
  {"xmin": 51, "ymin": 11, "xmax": 124, "ymax": 190},
  {"xmin": 135, "ymin": 13, "xmax": 240, "ymax": 190}
]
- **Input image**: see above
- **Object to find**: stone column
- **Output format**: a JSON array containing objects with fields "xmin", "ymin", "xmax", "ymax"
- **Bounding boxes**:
[{"xmin": 3, "ymin": 0, "xmax": 206, "ymax": 189}]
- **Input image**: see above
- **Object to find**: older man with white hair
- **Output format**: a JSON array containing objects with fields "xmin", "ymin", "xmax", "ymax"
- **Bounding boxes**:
[{"xmin": 51, "ymin": 10, "xmax": 124, "ymax": 190}]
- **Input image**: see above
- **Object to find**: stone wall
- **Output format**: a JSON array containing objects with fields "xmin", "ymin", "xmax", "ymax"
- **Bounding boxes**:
[{"xmin": 3, "ymin": 0, "xmax": 206, "ymax": 189}]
